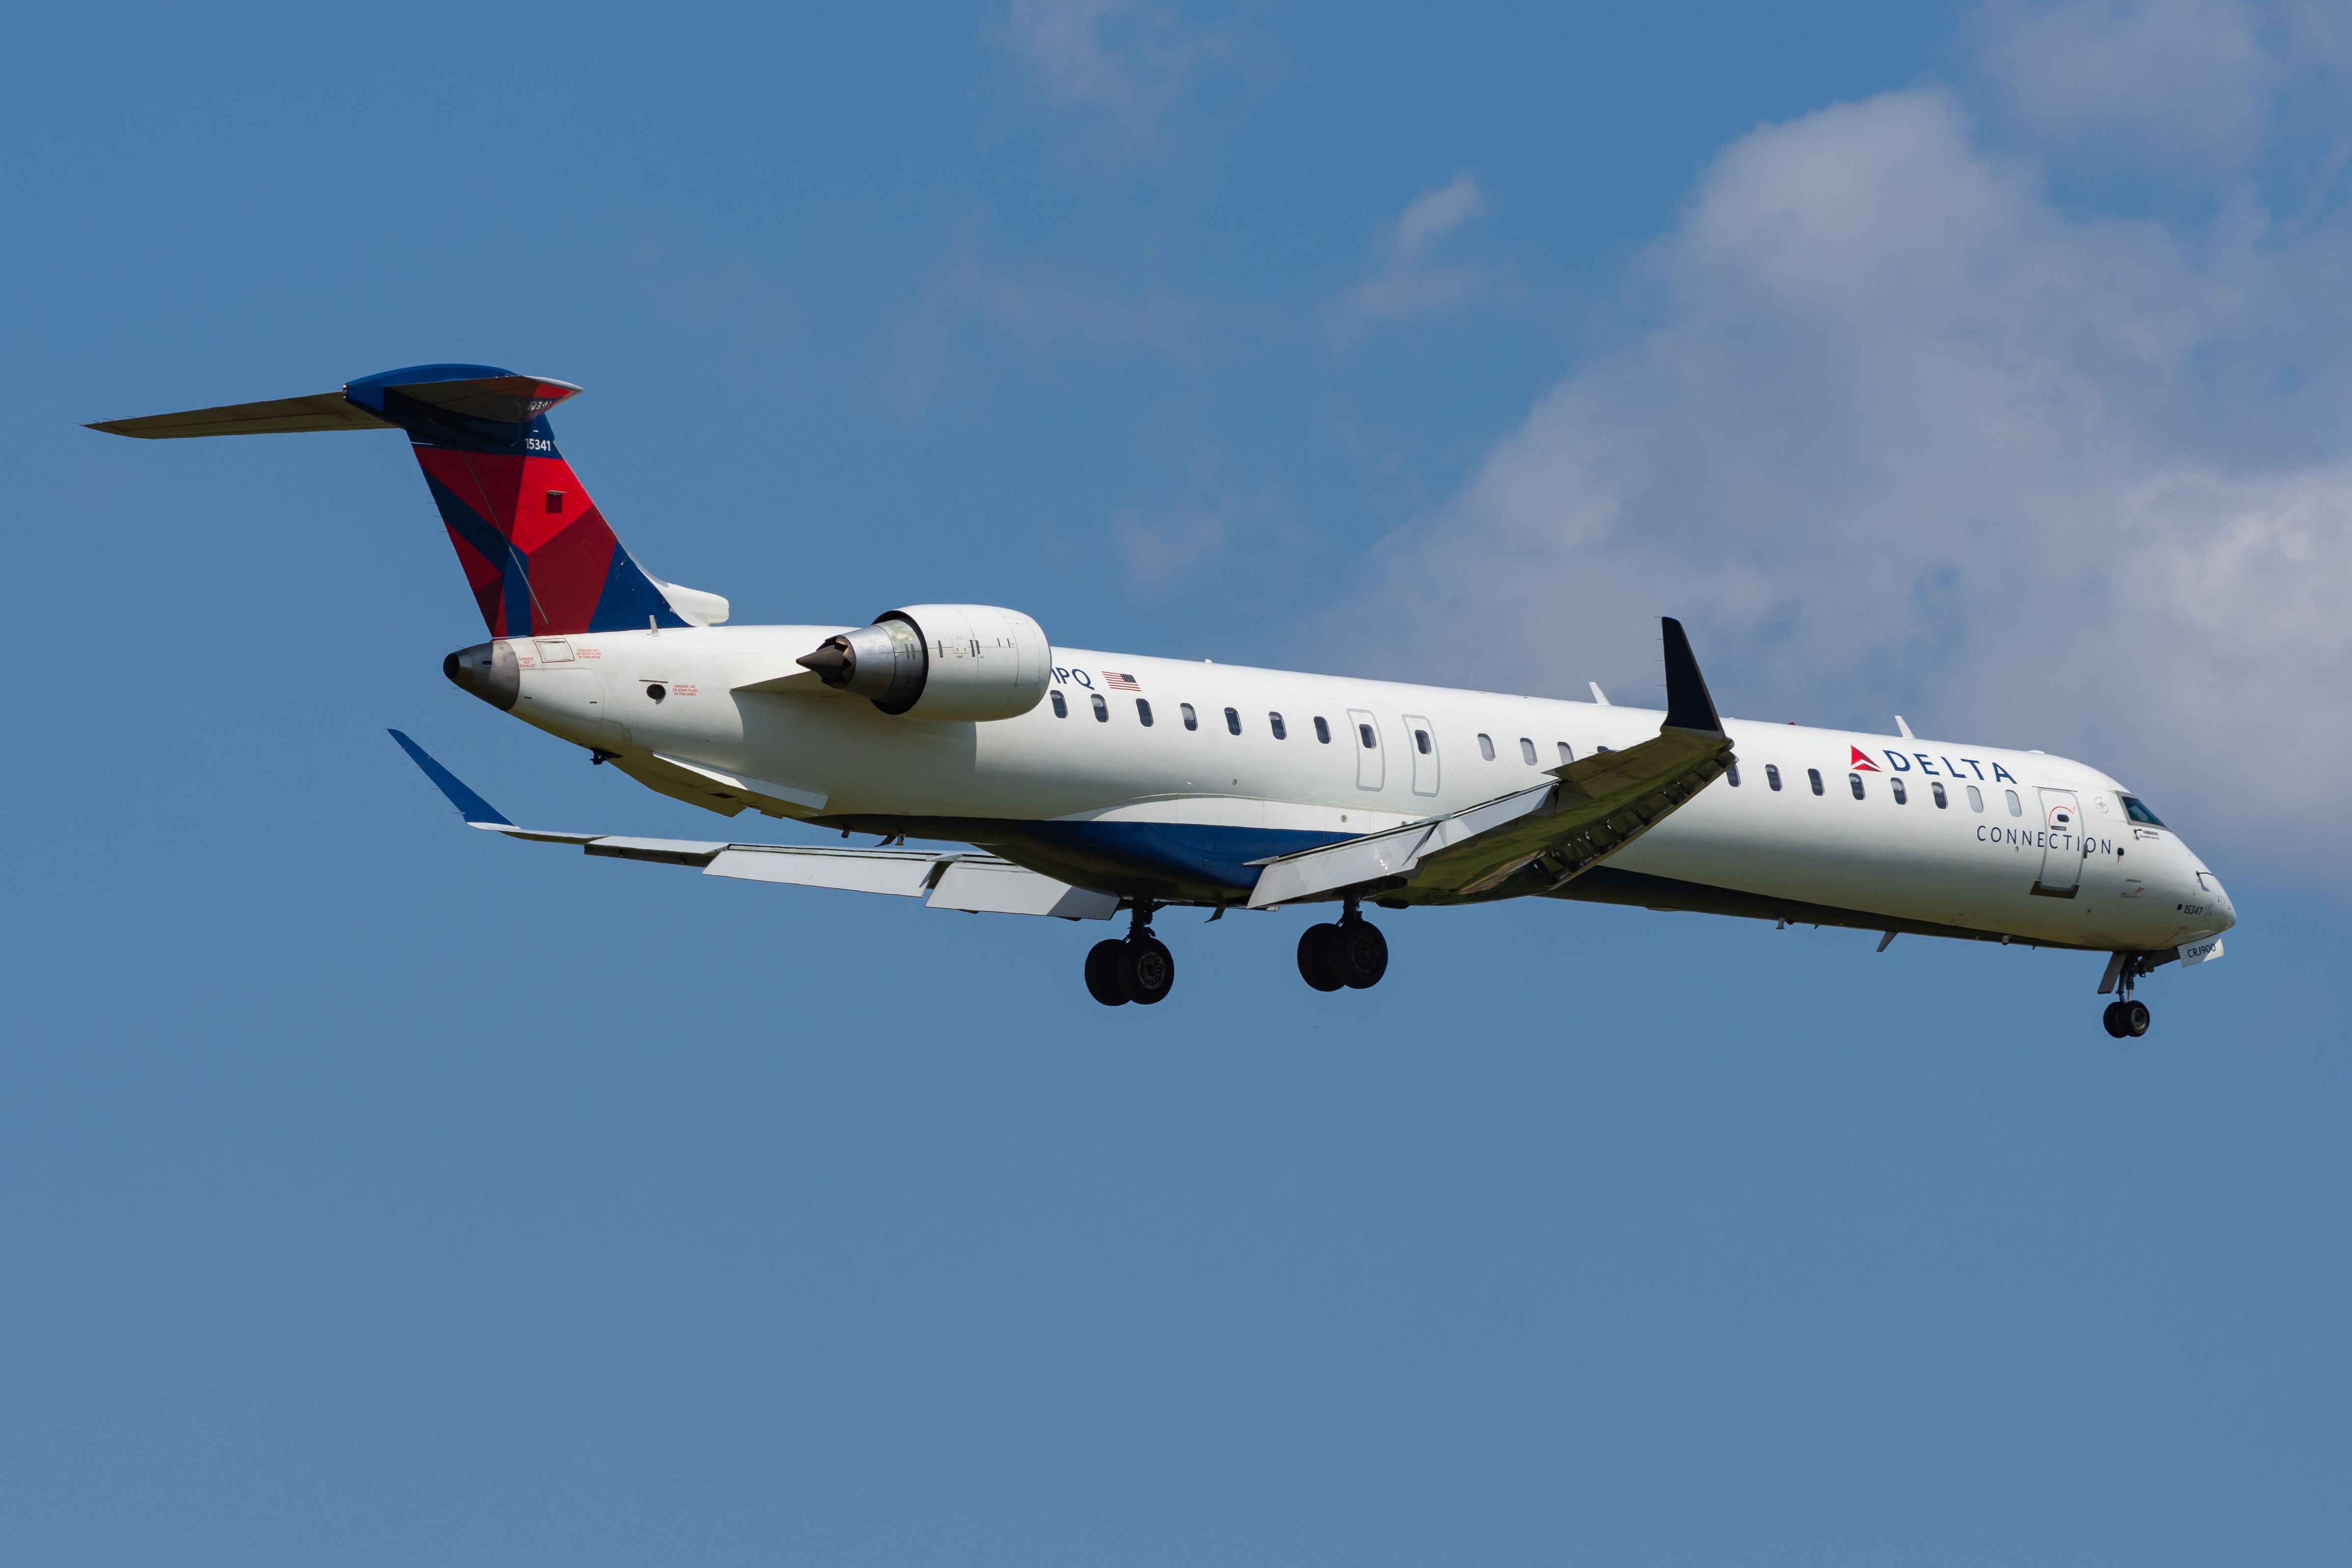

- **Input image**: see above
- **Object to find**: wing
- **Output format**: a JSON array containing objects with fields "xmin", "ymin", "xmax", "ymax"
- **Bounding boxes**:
[
  {"xmin": 388, "ymin": 731, "xmax": 1119, "ymax": 921},
  {"xmin": 1247, "ymin": 618, "xmax": 1735, "ymax": 908}
]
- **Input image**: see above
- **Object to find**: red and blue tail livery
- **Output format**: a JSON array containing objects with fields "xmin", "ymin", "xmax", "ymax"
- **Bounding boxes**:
[{"xmin": 87, "ymin": 364, "xmax": 704, "ymax": 637}]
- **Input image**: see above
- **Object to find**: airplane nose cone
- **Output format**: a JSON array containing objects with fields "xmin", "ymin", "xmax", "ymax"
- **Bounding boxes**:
[{"xmin": 444, "ymin": 641, "xmax": 520, "ymax": 711}]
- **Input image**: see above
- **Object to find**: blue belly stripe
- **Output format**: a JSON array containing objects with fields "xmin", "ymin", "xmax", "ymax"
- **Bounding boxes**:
[{"xmin": 1020, "ymin": 820, "xmax": 1350, "ymax": 891}]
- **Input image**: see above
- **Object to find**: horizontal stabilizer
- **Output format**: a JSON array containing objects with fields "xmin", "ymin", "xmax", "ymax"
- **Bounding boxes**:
[
  {"xmin": 87, "ymin": 392, "xmax": 397, "ymax": 439},
  {"xmin": 364, "ymin": 371, "xmax": 581, "ymax": 425}
]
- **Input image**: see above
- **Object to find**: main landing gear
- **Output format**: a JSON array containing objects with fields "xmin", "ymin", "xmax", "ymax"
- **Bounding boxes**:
[
  {"xmin": 1085, "ymin": 903, "xmax": 1175, "ymax": 1007},
  {"xmin": 1297, "ymin": 900, "xmax": 1388, "ymax": 993},
  {"xmin": 1080, "ymin": 899, "xmax": 1393, "ymax": 1006}
]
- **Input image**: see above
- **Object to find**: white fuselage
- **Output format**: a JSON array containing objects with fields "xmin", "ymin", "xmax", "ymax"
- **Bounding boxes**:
[{"xmin": 496, "ymin": 625, "xmax": 2233, "ymax": 952}]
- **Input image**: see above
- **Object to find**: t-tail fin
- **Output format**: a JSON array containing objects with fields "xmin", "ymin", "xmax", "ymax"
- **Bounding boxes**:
[{"xmin": 88, "ymin": 364, "xmax": 726, "ymax": 638}]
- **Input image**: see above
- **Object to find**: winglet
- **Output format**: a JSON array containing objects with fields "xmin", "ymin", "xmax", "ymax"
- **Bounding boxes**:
[
  {"xmin": 388, "ymin": 729, "xmax": 513, "ymax": 826},
  {"xmin": 1660, "ymin": 617, "xmax": 1724, "ymax": 736}
]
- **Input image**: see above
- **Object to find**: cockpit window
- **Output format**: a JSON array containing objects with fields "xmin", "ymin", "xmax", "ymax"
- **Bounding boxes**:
[{"xmin": 2119, "ymin": 795, "xmax": 2165, "ymax": 827}]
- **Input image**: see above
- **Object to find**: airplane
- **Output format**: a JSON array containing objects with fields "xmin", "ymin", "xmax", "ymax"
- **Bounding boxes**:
[{"xmin": 90, "ymin": 364, "xmax": 2234, "ymax": 1034}]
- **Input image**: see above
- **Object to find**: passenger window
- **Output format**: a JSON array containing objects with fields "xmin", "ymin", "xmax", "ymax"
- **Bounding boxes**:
[
  {"xmin": 1766, "ymin": 764, "xmax": 1782, "ymax": 792},
  {"xmin": 1314, "ymin": 716, "xmax": 1331, "ymax": 743},
  {"xmin": 2005, "ymin": 789, "xmax": 2022, "ymax": 816},
  {"xmin": 1414, "ymin": 728, "xmax": 1432, "ymax": 755},
  {"xmin": 1225, "ymin": 707, "xmax": 1242, "ymax": 735},
  {"xmin": 1931, "ymin": 780, "xmax": 1948, "ymax": 809},
  {"xmin": 1358, "ymin": 723, "xmax": 1376, "ymax": 749},
  {"xmin": 1808, "ymin": 768, "xmax": 1825, "ymax": 796},
  {"xmin": 1891, "ymin": 777, "xmax": 1906, "ymax": 804},
  {"xmin": 1477, "ymin": 733, "xmax": 1495, "ymax": 761},
  {"xmin": 1967, "ymin": 784, "xmax": 1983, "ymax": 812},
  {"xmin": 1726, "ymin": 763, "xmax": 1741, "ymax": 787},
  {"xmin": 1137, "ymin": 698, "xmax": 1153, "ymax": 727},
  {"xmin": 1091, "ymin": 693, "xmax": 1108, "ymax": 722},
  {"xmin": 1269, "ymin": 713, "xmax": 1287, "ymax": 740},
  {"xmin": 1050, "ymin": 690, "xmax": 1067, "ymax": 718},
  {"xmin": 1520, "ymin": 738, "xmax": 1537, "ymax": 765},
  {"xmin": 1849, "ymin": 772, "xmax": 1865, "ymax": 799},
  {"xmin": 1181, "ymin": 702, "xmax": 1198, "ymax": 731},
  {"xmin": 1557, "ymin": 742, "xmax": 1573, "ymax": 766}
]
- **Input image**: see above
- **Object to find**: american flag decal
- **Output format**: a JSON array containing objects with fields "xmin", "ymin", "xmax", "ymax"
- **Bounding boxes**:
[{"xmin": 1103, "ymin": 671, "xmax": 1141, "ymax": 692}]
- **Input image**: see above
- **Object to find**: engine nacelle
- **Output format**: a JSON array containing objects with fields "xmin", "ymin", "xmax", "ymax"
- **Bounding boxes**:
[{"xmin": 796, "ymin": 604, "xmax": 1052, "ymax": 720}]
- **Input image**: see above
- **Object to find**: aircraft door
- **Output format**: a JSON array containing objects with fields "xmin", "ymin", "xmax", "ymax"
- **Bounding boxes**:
[
  {"xmin": 2034, "ymin": 787, "xmax": 2084, "ymax": 897},
  {"xmin": 1347, "ymin": 708, "xmax": 1383, "ymax": 791},
  {"xmin": 1402, "ymin": 714, "xmax": 1440, "ymax": 797}
]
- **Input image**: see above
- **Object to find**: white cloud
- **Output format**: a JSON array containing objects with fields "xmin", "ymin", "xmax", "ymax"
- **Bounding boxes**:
[
  {"xmin": 1337, "ymin": 174, "xmax": 1492, "ymax": 334},
  {"xmin": 995, "ymin": 0, "xmax": 1228, "ymax": 140},
  {"xmin": 1336, "ymin": 87, "xmax": 2352, "ymax": 873},
  {"xmin": 1975, "ymin": 0, "xmax": 2352, "ymax": 173},
  {"xmin": 1977, "ymin": 0, "xmax": 2275, "ymax": 166}
]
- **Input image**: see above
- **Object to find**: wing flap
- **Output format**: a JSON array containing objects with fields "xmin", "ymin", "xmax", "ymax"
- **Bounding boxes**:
[
  {"xmin": 393, "ymin": 730, "xmax": 1114, "ymax": 919},
  {"xmin": 704, "ymin": 846, "xmax": 942, "ymax": 896},
  {"xmin": 585, "ymin": 835, "xmax": 731, "ymax": 867},
  {"xmin": 929, "ymin": 859, "xmax": 1120, "ymax": 919}
]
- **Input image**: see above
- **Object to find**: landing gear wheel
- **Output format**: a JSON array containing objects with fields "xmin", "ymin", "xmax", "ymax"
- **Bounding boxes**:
[
  {"xmin": 2102, "ymin": 1001, "xmax": 2128, "ymax": 1038},
  {"xmin": 1117, "ymin": 935, "xmax": 1176, "ymax": 1005},
  {"xmin": 2121, "ymin": 999, "xmax": 2151, "ymax": 1037},
  {"xmin": 1297, "ymin": 924, "xmax": 1346, "ymax": 991},
  {"xmin": 1085, "ymin": 939, "xmax": 1130, "ymax": 1007},
  {"xmin": 1333, "ymin": 919, "xmax": 1388, "ymax": 990}
]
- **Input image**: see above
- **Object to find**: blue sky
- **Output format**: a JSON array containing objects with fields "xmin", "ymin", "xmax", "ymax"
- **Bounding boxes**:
[{"xmin": 3, "ymin": 3, "xmax": 2348, "ymax": 1563}]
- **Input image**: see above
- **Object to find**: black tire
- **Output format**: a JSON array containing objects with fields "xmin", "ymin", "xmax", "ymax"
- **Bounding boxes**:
[
  {"xmin": 1297, "ymin": 924, "xmax": 1345, "ymax": 991},
  {"xmin": 1085, "ymin": 939, "xmax": 1129, "ymax": 1007},
  {"xmin": 2102, "ymin": 1001, "xmax": 2129, "ymax": 1038},
  {"xmin": 1117, "ymin": 935, "xmax": 1176, "ymax": 1005},
  {"xmin": 1334, "ymin": 919, "xmax": 1388, "ymax": 990},
  {"xmin": 2122, "ymin": 999, "xmax": 2151, "ymax": 1038}
]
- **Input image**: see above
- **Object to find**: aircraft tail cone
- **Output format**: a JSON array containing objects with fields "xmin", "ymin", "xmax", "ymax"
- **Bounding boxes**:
[
  {"xmin": 445, "ymin": 641, "xmax": 520, "ymax": 711},
  {"xmin": 796, "ymin": 640, "xmax": 851, "ymax": 686}
]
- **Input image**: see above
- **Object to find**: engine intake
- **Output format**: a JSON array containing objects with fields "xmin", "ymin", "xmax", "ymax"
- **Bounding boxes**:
[{"xmin": 796, "ymin": 604, "xmax": 1051, "ymax": 721}]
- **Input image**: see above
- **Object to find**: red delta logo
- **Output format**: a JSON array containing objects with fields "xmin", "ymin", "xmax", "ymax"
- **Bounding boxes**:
[{"xmin": 1849, "ymin": 746, "xmax": 1880, "ymax": 771}]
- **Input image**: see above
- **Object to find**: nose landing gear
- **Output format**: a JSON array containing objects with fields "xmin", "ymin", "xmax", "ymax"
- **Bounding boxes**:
[
  {"xmin": 1297, "ymin": 899, "xmax": 1389, "ymax": 992},
  {"xmin": 2098, "ymin": 950, "xmax": 2160, "ymax": 1037},
  {"xmin": 1084, "ymin": 902, "xmax": 1176, "ymax": 1007}
]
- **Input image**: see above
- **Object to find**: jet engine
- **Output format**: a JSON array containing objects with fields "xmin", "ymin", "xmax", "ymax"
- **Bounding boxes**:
[{"xmin": 796, "ymin": 604, "xmax": 1052, "ymax": 720}]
